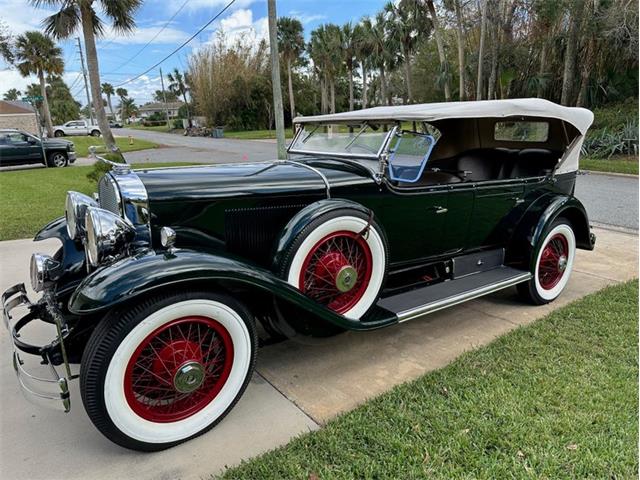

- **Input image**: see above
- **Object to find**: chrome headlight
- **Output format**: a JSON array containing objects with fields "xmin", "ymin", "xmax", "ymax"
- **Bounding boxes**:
[
  {"xmin": 30, "ymin": 253, "xmax": 59, "ymax": 292},
  {"xmin": 85, "ymin": 207, "xmax": 135, "ymax": 267},
  {"xmin": 65, "ymin": 191, "xmax": 98, "ymax": 240}
]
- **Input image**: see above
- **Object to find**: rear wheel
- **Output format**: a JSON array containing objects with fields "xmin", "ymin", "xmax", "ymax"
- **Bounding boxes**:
[
  {"xmin": 80, "ymin": 291, "xmax": 256, "ymax": 451},
  {"xmin": 47, "ymin": 152, "xmax": 68, "ymax": 168},
  {"xmin": 517, "ymin": 219, "xmax": 576, "ymax": 305}
]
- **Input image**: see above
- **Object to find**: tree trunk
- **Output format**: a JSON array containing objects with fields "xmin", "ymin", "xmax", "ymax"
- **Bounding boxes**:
[
  {"xmin": 487, "ymin": 0, "xmax": 500, "ymax": 100},
  {"xmin": 287, "ymin": 57, "xmax": 296, "ymax": 124},
  {"xmin": 182, "ymin": 91, "xmax": 191, "ymax": 125},
  {"xmin": 560, "ymin": 1, "xmax": 583, "ymax": 106},
  {"xmin": 536, "ymin": 41, "xmax": 548, "ymax": 98},
  {"xmin": 38, "ymin": 71, "xmax": 54, "ymax": 137},
  {"xmin": 362, "ymin": 63, "xmax": 368, "ymax": 108},
  {"xmin": 426, "ymin": 0, "xmax": 451, "ymax": 101},
  {"xmin": 403, "ymin": 51, "xmax": 413, "ymax": 104},
  {"xmin": 348, "ymin": 65, "xmax": 354, "ymax": 111},
  {"xmin": 120, "ymin": 98, "xmax": 125, "ymax": 124},
  {"xmin": 267, "ymin": 0, "xmax": 286, "ymax": 158},
  {"xmin": 380, "ymin": 65, "xmax": 388, "ymax": 105},
  {"xmin": 320, "ymin": 76, "xmax": 328, "ymax": 114},
  {"xmin": 80, "ymin": 5, "xmax": 116, "ymax": 152},
  {"xmin": 476, "ymin": 0, "xmax": 488, "ymax": 100},
  {"xmin": 330, "ymin": 78, "xmax": 336, "ymax": 113},
  {"xmin": 454, "ymin": 0, "xmax": 466, "ymax": 100},
  {"xmin": 576, "ymin": 33, "xmax": 595, "ymax": 107},
  {"xmin": 106, "ymin": 94, "xmax": 114, "ymax": 117}
]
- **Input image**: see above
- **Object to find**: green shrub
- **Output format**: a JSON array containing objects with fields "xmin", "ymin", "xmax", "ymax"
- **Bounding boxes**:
[{"xmin": 582, "ymin": 118, "xmax": 639, "ymax": 158}]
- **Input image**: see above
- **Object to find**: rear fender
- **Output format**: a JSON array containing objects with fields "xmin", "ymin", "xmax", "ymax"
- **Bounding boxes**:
[
  {"xmin": 508, "ymin": 193, "xmax": 594, "ymax": 269},
  {"xmin": 68, "ymin": 249, "xmax": 395, "ymax": 332}
]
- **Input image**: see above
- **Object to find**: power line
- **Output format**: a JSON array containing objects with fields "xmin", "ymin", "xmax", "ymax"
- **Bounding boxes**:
[
  {"xmin": 107, "ymin": 0, "xmax": 189, "ymax": 75},
  {"xmin": 115, "ymin": 0, "xmax": 236, "ymax": 88}
]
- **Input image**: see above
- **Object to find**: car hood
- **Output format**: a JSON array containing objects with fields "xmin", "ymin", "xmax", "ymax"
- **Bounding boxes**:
[
  {"xmin": 134, "ymin": 159, "xmax": 376, "ymax": 202},
  {"xmin": 43, "ymin": 138, "xmax": 73, "ymax": 148}
]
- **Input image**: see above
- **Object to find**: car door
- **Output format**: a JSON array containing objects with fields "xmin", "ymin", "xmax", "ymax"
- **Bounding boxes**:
[
  {"xmin": 465, "ymin": 180, "xmax": 525, "ymax": 248},
  {"xmin": 3, "ymin": 132, "xmax": 35, "ymax": 163}
]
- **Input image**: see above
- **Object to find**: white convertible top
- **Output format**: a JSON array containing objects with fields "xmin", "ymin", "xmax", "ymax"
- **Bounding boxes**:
[{"xmin": 294, "ymin": 98, "xmax": 594, "ymax": 135}]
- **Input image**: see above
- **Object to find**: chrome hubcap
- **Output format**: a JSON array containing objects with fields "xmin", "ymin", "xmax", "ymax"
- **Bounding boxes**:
[
  {"xmin": 335, "ymin": 265, "xmax": 358, "ymax": 293},
  {"xmin": 558, "ymin": 255, "xmax": 568, "ymax": 272},
  {"xmin": 173, "ymin": 361, "xmax": 205, "ymax": 393}
]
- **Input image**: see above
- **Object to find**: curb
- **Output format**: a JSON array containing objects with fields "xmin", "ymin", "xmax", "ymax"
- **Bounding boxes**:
[{"xmin": 580, "ymin": 169, "xmax": 638, "ymax": 179}]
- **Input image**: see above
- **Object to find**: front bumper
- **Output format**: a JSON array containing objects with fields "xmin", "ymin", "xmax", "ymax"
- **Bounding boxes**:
[
  {"xmin": 2, "ymin": 284, "xmax": 72, "ymax": 412},
  {"xmin": 68, "ymin": 152, "xmax": 77, "ymax": 163}
]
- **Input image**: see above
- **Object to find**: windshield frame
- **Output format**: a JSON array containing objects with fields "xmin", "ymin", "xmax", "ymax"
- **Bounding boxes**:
[{"xmin": 288, "ymin": 122, "xmax": 398, "ymax": 161}]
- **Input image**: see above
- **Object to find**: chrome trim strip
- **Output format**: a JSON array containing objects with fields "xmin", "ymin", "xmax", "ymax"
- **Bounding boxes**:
[
  {"xmin": 277, "ymin": 159, "xmax": 332, "ymax": 199},
  {"xmin": 397, "ymin": 272, "xmax": 532, "ymax": 323}
]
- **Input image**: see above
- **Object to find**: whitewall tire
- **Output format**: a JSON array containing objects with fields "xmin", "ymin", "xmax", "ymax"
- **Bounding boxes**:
[
  {"xmin": 80, "ymin": 291, "xmax": 257, "ymax": 451},
  {"xmin": 281, "ymin": 209, "xmax": 387, "ymax": 320}
]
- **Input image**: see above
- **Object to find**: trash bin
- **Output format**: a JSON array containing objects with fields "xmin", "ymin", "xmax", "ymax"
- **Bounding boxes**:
[{"xmin": 213, "ymin": 126, "xmax": 224, "ymax": 138}]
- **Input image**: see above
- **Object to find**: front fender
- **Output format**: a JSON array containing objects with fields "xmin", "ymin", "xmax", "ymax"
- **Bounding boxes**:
[
  {"xmin": 68, "ymin": 249, "xmax": 395, "ymax": 331},
  {"xmin": 508, "ymin": 193, "xmax": 594, "ymax": 267},
  {"xmin": 271, "ymin": 198, "xmax": 375, "ymax": 270},
  {"xmin": 35, "ymin": 216, "xmax": 86, "ymax": 296}
]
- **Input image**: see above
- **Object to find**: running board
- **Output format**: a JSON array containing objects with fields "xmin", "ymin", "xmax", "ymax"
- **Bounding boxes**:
[{"xmin": 377, "ymin": 267, "xmax": 531, "ymax": 323}]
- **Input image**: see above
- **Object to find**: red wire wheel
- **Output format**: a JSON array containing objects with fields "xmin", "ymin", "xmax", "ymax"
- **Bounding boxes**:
[
  {"xmin": 299, "ymin": 230, "xmax": 373, "ymax": 314},
  {"xmin": 124, "ymin": 316, "xmax": 233, "ymax": 423},
  {"xmin": 538, "ymin": 233, "xmax": 569, "ymax": 290}
]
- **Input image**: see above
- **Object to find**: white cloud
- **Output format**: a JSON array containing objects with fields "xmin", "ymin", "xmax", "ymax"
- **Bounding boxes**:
[
  {"xmin": 0, "ymin": 68, "xmax": 34, "ymax": 98},
  {"xmin": 288, "ymin": 11, "xmax": 328, "ymax": 25},
  {"xmin": 210, "ymin": 8, "xmax": 268, "ymax": 46},
  {"xmin": 0, "ymin": 1, "xmax": 56, "ymax": 35},
  {"xmin": 97, "ymin": 25, "xmax": 190, "ymax": 45},
  {"xmin": 181, "ymin": 0, "xmax": 255, "ymax": 13}
]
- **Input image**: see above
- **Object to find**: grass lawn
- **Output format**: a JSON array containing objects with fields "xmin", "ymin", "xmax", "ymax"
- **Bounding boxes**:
[
  {"xmin": 224, "ymin": 129, "xmax": 295, "ymax": 140},
  {"xmin": 580, "ymin": 155, "xmax": 638, "ymax": 175},
  {"xmin": 126, "ymin": 124, "xmax": 180, "ymax": 133},
  {"xmin": 0, "ymin": 162, "xmax": 193, "ymax": 241},
  {"xmin": 70, "ymin": 136, "xmax": 159, "ymax": 157},
  {"xmin": 223, "ymin": 280, "xmax": 638, "ymax": 479}
]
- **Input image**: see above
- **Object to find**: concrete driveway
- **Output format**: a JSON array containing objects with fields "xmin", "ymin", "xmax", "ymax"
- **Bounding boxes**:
[{"xmin": 0, "ymin": 226, "xmax": 636, "ymax": 479}]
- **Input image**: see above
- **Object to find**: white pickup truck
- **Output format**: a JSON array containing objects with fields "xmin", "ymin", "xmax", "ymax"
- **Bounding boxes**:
[{"xmin": 53, "ymin": 120, "xmax": 101, "ymax": 137}]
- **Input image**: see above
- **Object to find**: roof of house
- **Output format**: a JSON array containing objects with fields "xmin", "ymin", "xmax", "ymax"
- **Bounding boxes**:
[
  {"xmin": 294, "ymin": 98, "xmax": 594, "ymax": 135},
  {"xmin": 0, "ymin": 100, "xmax": 36, "ymax": 115},
  {"xmin": 138, "ymin": 101, "xmax": 184, "ymax": 111}
]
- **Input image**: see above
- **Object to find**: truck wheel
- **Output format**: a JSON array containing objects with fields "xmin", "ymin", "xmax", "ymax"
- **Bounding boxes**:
[
  {"xmin": 279, "ymin": 208, "xmax": 388, "ymax": 320},
  {"xmin": 80, "ymin": 291, "xmax": 257, "ymax": 451},
  {"xmin": 54, "ymin": 130, "xmax": 64, "ymax": 137},
  {"xmin": 90, "ymin": 129, "xmax": 101, "ymax": 137},
  {"xmin": 517, "ymin": 219, "xmax": 576, "ymax": 305},
  {"xmin": 47, "ymin": 152, "xmax": 68, "ymax": 168}
]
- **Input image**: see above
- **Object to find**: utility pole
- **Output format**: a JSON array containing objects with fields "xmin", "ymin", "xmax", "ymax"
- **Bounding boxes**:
[
  {"xmin": 76, "ymin": 37, "xmax": 93, "ymax": 124},
  {"xmin": 267, "ymin": 0, "xmax": 286, "ymax": 159},
  {"xmin": 159, "ymin": 67, "xmax": 171, "ymax": 129}
]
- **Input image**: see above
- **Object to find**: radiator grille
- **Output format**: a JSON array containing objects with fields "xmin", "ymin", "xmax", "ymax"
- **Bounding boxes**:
[
  {"xmin": 225, "ymin": 204, "xmax": 307, "ymax": 265},
  {"xmin": 98, "ymin": 174, "xmax": 121, "ymax": 215}
]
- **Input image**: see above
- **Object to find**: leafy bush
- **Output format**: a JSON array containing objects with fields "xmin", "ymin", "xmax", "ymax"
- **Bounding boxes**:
[{"xmin": 582, "ymin": 118, "xmax": 639, "ymax": 158}]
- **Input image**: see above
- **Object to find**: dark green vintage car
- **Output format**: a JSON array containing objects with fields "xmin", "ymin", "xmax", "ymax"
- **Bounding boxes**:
[{"xmin": 3, "ymin": 99, "xmax": 596, "ymax": 451}]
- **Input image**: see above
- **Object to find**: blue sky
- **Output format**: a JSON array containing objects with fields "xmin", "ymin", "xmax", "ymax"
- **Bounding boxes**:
[{"xmin": 0, "ymin": 0, "xmax": 388, "ymax": 105}]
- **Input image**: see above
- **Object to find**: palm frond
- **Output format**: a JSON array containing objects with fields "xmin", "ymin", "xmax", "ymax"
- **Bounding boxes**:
[
  {"xmin": 41, "ymin": 4, "xmax": 80, "ymax": 39},
  {"xmin": 100, "ymin": 0, "xmax": 142, "ymax": 34}
]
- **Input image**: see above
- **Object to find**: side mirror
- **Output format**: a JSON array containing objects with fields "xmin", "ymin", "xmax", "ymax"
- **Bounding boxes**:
[{"xmin": 27, "ymin": 137, "xmax": 37, "ymax": 145}]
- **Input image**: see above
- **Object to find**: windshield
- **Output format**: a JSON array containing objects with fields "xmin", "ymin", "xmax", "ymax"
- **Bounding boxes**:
[{"xmin": 289, "ymin": 124, "xmax": 392, "ymax": 158}]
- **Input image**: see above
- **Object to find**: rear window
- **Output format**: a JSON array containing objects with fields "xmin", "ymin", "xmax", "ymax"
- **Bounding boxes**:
[{"xmin": 494, "ymin": 121, "xmax": 549, "ymax": 142}]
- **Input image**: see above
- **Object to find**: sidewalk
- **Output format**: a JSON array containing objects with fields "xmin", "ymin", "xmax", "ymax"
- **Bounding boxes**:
[{"xmin": 0, "ymin": 227, "xmax": 637, "ymax": 479}]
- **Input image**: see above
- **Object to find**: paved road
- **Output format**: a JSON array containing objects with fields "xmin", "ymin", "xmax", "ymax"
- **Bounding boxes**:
[{"xmin": 575, "ymin": 172, "xmax": 638, "ymax": 231}]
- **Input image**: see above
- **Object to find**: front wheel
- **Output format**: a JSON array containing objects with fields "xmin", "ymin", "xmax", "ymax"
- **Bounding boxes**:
[
  {"xmin": 517, "ymin": 219, "xmax": 576, "ymax": 305},
  {"xmin": 90, "ymin": 129, "xmax": 101, "ymax": 137},
  {"xmin": 47, "ymin": 152, "xmax": 68, "ymax": 168},
  {"xmin": 80, "ymin": 291, "xmax": 257, "ymax": 451},
  {"xmin": 54, "ymin": 130, "xmax": 64, "ymax": 137}
]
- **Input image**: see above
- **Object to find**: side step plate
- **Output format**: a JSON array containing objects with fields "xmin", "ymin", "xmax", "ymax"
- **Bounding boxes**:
[{"xmin": 377, "ymin": 267, "xmax": 531, "ymax": 323}]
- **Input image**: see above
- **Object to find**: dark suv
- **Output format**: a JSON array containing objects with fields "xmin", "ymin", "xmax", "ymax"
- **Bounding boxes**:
[{"xmin": 0, "ymin": 129, "xmax": 76, "ymax": 168}]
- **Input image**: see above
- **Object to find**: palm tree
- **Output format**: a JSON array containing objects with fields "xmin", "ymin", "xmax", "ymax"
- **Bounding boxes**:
[
  {"xmin": 384, "ymin": 0, "xmax": 432, "ymax": 104},
  {"xmin": 101, "ymin": 82, "xmax": 115, "ymax": 118},
  {"xmin": 119, "ymin": 97, "xmax": 137, "ymax": 119},
  {"xmin": 425, "ymin": 0, "xmax": 451, "ymax": 101},
  {"xmin": 355, "ymin": 19, "xmax": 375, "ymax": 108},
  {"xmin": 309, "ymin": 24, "xmax": 342, "ymax": 114},
  {"xmin": 3, "ymin": 88, "xmax": 21, "ymax": 101},
  {"xmin": 167, "ymin": 68, "xmax": 191, "ymax": 125},
  {"xmin": 116, "ymin": 87, "xmax": 128, "ymax": 123},
  {"xmin": 341, "ymin": 22, "xmax": 358, "ymax": 111},
  {"xmin": 33, "ymin": 0, "xmax": 143, "ymax": 153},
  {"xmin": 14, "ymin": 31, "xmax": 63, "ymax": 137},
  {"xmin": 369, "ymin": 12, "xmax": 396, "ymax": 106},
  {"xmin": 277, "ymin": 17, "xmax": 305, "ymax": 122}
]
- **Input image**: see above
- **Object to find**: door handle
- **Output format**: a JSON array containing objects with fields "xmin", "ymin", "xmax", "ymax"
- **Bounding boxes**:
[
  {"xmin": 429, "ymin": 206, "xmax": 448, "ymax": 214},
  {"xmin": 513, "ymin": 198, "xmax": 525, "ymax": 205}
]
